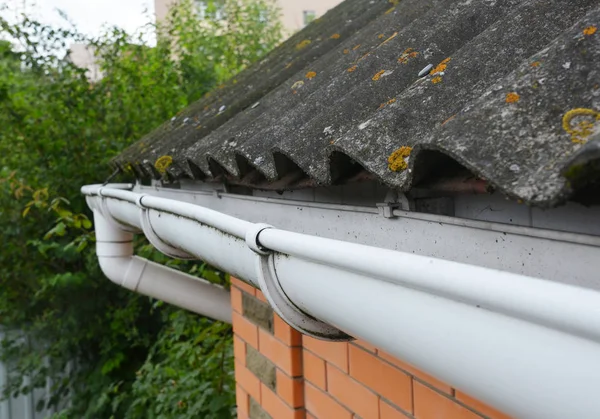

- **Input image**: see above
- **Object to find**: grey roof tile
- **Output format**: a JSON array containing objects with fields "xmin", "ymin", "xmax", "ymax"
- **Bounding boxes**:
[{"xmin": 115, "ymin": 0, "xmax": 600, "ymax": 207}]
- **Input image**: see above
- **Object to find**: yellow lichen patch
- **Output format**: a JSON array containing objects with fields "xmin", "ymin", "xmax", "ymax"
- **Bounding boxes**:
[
  {"xmin": 378, "ymin": 34, "xmax": 385, "ymax": 39},
  {"xmin": 285, "ymin": 62, "xmax": 293, "ymax": 69},
  {"xmin": 343, "ymin": 48, "xmax": 350, "ymax": 54},
  {"xmin": 296, "ymin": 39, "xmax": 311, "ymax": 50},
  {"xmin": 291, "ymin": 80, "xmax": 305, "ymax": 90},
  {"xmin": 432, "ymin": 76, "xmax": 443, "ymax": 84},
  {"xmin": 306, "ymin": 71, "xmax": 317, "ymax": 80},
  {"xmin": 378, "ymin": 98, "xmax": 397, "ymax": 109},
  {"xmin": 506, "ymin": 92, "xmax": 520, "ymax": 103},
  {"xmin": 388, "ymin": 146, "xmax": 413, "ymax": 172},
  {"xmin": 398, "ymin": 48, "xmax": 419, "ymax": 64},
  {"xmin": 583, "ymin": 26, "xmax": 597, "ymax": 36},
  {"xmin": 331, "ymin": 33, "xmax": 341, "ymax": 39},
  {"xmin": 562, "ymin": 108, "xmax": 600, "ymax": 144},
  {"xmin": 347, "ymin": 65, "xmax": 358, "ymax": 73},
  {"xmin": 531, "ymin": 61, "xmax": 541, "ymax": 67},
  {"xmin": 431, "ymin": 57, "xmax": 451, "ymax": 75},
  {"xmin": 155, "ymin": 156, "xmax": 173, "ymax": 174},
  {"xmin": 352, "ymin": 44, "xmax": 361, "ymax": 51},
  {"xmin": 372, "ymin": 70, "xmax": 387, "ymax": 81}
]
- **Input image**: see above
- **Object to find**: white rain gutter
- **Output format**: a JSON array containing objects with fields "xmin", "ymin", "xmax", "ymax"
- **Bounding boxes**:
[
  {"xmin": 82, "ymin": 183, "xmax": 600, "ymax": 419},
  {"xmin": 86, "ymin": 184, "xmax": 231, "ymax": 324}
]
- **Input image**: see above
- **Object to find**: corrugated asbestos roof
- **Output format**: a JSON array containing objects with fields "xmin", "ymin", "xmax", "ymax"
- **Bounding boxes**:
[{"xmin": 114, "ymin": 0, "xmax": 600, "ymax": 208}]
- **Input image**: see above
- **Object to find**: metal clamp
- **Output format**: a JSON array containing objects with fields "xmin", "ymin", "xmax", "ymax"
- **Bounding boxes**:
[
  {"xmin": 137, "ymin": 195, "xmax": 195, "ymax": 260},
  {"xmin": 248, "ymin": 226, "xmax": 352, "ymax": 341},
  {"xmin": 377, "ymin": 190, "xmax": 414, "ymax": 218}
]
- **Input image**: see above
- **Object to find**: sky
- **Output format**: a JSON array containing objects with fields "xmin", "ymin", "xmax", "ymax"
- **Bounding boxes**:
[{"xmin": 2, "ymin": 0, "xmax": 156, "ymax": 38}]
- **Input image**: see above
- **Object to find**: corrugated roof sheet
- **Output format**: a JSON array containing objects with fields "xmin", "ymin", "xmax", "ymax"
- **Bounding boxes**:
[{"xmin": 114, "ymin": 0, "xmax": 600, "ymax": 208}]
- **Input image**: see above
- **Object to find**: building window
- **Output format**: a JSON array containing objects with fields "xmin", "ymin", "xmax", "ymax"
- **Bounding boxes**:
[{"xmin": 303, "ymin": 10, "xmax": 316, "ymax": 27}]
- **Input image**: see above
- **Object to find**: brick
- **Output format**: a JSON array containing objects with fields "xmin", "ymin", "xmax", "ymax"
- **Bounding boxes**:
[
  {"xmin": 455, "ymin": 392, "xmax": 513, "ymax": 419},
  {"xmin": 380, "ymin": 399, "xmax": 411, "ymax": 419},
  {"xmin": 231, "ymin": 286, "xmax": 243, "ymax": 314},
  {"xmin": 305, "ymin": 383, "xmax": 352, "ymax": 419},
  {"xmin": 250, "ymin": 396, "xmax": 272, "ymax": 419},
  {"xmin": 327, "ymin": 364, "xmax": 379, "ymax": 419},
  {"xmin": 246, "ymin": 346, "xmax": 277, "ymax": 391},
  {"xmin": 304, "ymin": 336, "xmax": 348, "ymax": 373},
  {"xmin": 303, "ymin": 350, "xmax": 326, "ymax": 390},
  {"xmin": 235, "ymin": 362, "xmax": 261, "ymax": 402},
  {"xmin": 236, "ymin": 386, "xmax": 249, "ymax": 417},
  {"xmin": 353, "ymin": 338, "xmax": 377, "ymax": 353},
  {"xmin": 234, "ymin": 335, "xmax": 246, "ymax": 366},
  {"xmin": 349, "ymin": 345, "xmax": 412, "ymax": 412},
  {"xmin": 233, "ymin": 312, "xmax": 258, "ymax": 348},
  {"xmin": 378, "ymin": 350, "xmax": 451, "ymax": 394},
  {"xmin": 242, "ymin": 292, "xmax": 274, "ymax": 332},
  {"xmin": 259, "ymin": 328, "xmax": 302, "ymax": 376},
  {"xmin": 274, "ymin": 315, "xmax": 302, "ymax": 347},
  {"xmin": 261, "ymin": 383, "xmax": 303, "ymax": 419},
  {"xmin": 276, "ymin": 369, "xmax": 304, "ymax": 408},
  {"xmin": 232, "ymin": 277, "xmax": 257, "ymax": 296},
  {"xmin": 414, "ymin": 382, "xmax": 480, "ymax": 419},
  {"xmin": 256, "ymin": 290, "xmax": 268, "ymax": 303}
]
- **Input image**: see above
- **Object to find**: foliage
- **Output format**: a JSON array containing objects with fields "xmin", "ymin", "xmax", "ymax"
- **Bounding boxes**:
[{"xmin": 0, "ymin": 0, "xmax": 281, "ymax": 417}]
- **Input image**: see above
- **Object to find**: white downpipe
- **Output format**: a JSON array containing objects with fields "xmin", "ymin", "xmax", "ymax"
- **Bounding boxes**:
[
  {"xmin": 92, "ymin": 208, "xmax": 232, "ymax": 324},
  {"xmin": 83, "ymin": 184, "xmax": 600, "ymax": 419}
]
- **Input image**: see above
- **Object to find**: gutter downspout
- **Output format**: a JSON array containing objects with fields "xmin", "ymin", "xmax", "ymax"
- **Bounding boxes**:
[
  {"xmin": 90, "ymin": 187, "xmax": 231, "ymax": 324},
  {"xmin": 83, "ymin": 184, "xmax": 600, "ymax": 419}
]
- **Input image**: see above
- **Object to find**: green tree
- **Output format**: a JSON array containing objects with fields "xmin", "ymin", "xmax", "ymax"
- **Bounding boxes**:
[{"xmin": 0, "ymin": 1, "xmax": 281, "ymax": 417}]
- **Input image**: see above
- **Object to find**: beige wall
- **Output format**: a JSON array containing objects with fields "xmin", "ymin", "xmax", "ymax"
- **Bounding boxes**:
[
  {"xmin": 277, "ymin": 0, "xmax": 342, "ymax": 33},
  {"xmin": 154, "ymin": 0, "xmax": 343, "ymax": 34},
  {"xmin": 66, "ymin": 43, "xmax": 103, "ymax": 82}
]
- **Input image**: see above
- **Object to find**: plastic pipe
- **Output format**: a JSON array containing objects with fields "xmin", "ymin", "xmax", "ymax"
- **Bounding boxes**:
[{"xmin": 93, "ymin": 210, "xmax": 231, "ymax": 323}]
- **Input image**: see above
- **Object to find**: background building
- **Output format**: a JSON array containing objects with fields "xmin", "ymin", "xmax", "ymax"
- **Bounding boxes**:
[{"xmin": 154, "ymin": 0, "xmax": 344, "ymax": 34}]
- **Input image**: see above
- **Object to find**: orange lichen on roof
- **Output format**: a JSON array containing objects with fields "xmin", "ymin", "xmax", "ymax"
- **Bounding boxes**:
[
  {"xmin": 583, "ymin": 26, "xmax": 597, "ymax": 36},
  {"xmin": 343, "ymin": 48, "xmax": 350, "ymax": 54},
  {"xmin": 347, "ymin": 65, "xmax": 358, "ymax": 73},
  {"xmin": 306, "ymin": 71, "xmax": 317, "ymax": 80},
  {"xmin": 296, "ymin": 39, "xmax": 312, "ymax": 50},
  {"xmin": 155, "ymin": 156, "xmax": 173, "ymax": 174},
  {"xmin": 431, "ymin": 57, "xmax": 451, "ymax": 75},
  {"xmin": 531, "ymin": 61, "xmax": 541, "ymax": 67},
  {"xmin": 398, "ymin": 48, "xmax": 419, "ymax": 64},
  {"xmin": 378, "ymin": 98, "xmax": 397, "ymax": 109},
  {"xmin": 331, "ymin": 33, "xmax": 341, "ymax": 39},
  {"xmin": 352, "ymin": 44, "xmax": 361, "ymax": 51},
  {"xmin": 372, "ymin": 70, "xmax": 387, "ymax": 81},
  {"xmin": 378, "ymin": 34, "xmax": 385, "ymax": 39},
  {"xmin": 562, "ymin": 108, "xmax": 600, "ymax": 144},
  {"xmin": 506, "ymin": 92, "xmax": 520, "ymax": 103},
  {"xmin": 432, "ymin": 76, "xmax": 442, "ymax": 84},
  {"xmin": 388, "ymin": 146, "xmax": 412, "ymax": 172}
]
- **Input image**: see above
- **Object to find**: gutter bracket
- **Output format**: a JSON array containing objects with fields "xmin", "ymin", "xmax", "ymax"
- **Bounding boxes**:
[
  {"xmin": 97, "ymin": 188, "xmax": 139, "ymax": 233},
  {"xmin": 248, "ymin": 226, "xmax": 352, "ymax": 342},
  {"xmin": 137, "ymin": 195, "xmax": 196, "ymax": 260},
  {"xmin": 377, "ymin": 190, "xmax": 414, "ymax": 218}
]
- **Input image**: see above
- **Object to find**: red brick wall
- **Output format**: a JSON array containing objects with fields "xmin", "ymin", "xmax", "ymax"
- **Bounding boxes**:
[{"xmin": 231, "ymin": 277, "xmax": 512, "ymax": 419}]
